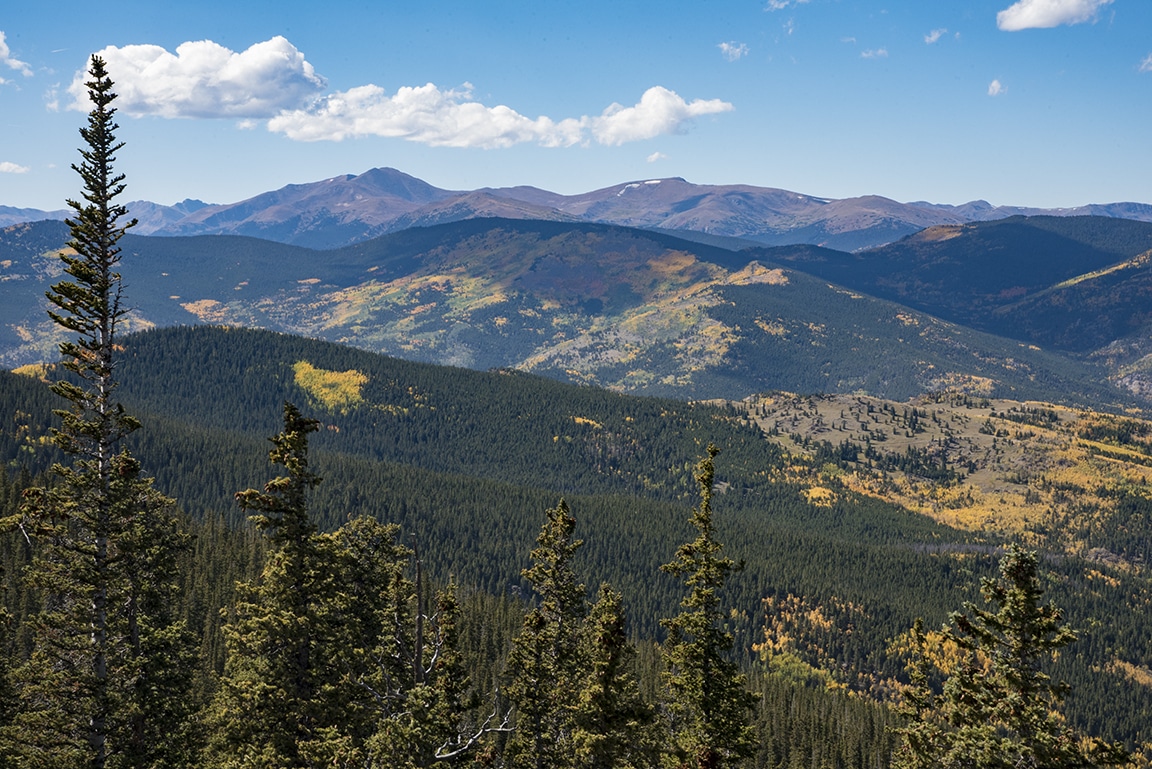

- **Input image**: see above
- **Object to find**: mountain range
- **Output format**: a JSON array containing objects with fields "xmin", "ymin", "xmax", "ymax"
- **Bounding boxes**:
[{"xmin": 5, "ymin": 166, "xmax": 1152, "ymax": 252}]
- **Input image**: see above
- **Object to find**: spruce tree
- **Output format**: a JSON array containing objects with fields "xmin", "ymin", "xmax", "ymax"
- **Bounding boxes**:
[
  {"xmin": 0, "ymin": 598, "xmax": 14, "ymax": 769},
  {"xmin": 3, "ymin": 54, "xmax": 193, "ymax": 769},
  {"xmin": 207, "ymin": 403, "xmax": 337, "ymax": 768},
  {"xmin": 894, "ymin": 545, "xmax": 1128, "ymax": 769},
  {"xmin": 210, "ymin": 404, "xmax": 493, "ymax": 767},
  {"xmin": 660, "ymin": 445, "xmax": 755, "ymax": 769},
  {"xmin": 320, "ymin": 513, "xmax": 411, "ymax": 764},
  {"xmin": 571, "ymin": 583, "xmax": 659, "ymax": 769},
  {"xmin": 360, "ymin": 569, "xmax": 490, "ymax": 768},
  {"xmin": 505, "ymin": 499, "xmax": 588, "ymax": 769},
  {"xmin": 893, "ymin": 618, "xmax": 945, "ymax": 769}
]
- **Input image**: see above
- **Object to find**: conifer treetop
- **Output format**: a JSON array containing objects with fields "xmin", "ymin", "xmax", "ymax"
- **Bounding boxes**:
[{"xmin": 47, "ymin": 53, "xmax": 140, "ymax": 459}]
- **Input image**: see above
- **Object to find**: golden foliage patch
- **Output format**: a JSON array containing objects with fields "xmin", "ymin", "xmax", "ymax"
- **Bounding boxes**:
[{"xmin": 292, "ymin": 361, "xmax": 369, "ymax": 414}]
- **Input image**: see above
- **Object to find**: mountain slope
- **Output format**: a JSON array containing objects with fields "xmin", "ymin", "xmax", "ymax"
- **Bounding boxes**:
[
  {"xmin": 1, "ymin": 217, "xmax": 1135, "ymax": 409},
  {"xmin": 511, "ymin": 180, "xmax": 955, "ymax": 251},
  {"xmin": 0, "ymin": 204, "xmax": 70, "ymax": 227},
  {"xmin": 381, "ymin": 190, "xmax": 579, "ymax": 233},
  {"xmin": 764, "ymin": 215, "xmax": 1152, "ymax": 343},
  {"xmin": 138, "ymin": 168, "xmax": 1152, "ymax": 250},
  {"xmin": 762, "ymin": 215, "xmax": 1152, "ymax": 395}
]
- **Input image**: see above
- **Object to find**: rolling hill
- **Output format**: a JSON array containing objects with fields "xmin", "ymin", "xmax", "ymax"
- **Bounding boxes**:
[{"xmin": 6, "ymin": 157, "xmax": 1152, "ymax": 760}]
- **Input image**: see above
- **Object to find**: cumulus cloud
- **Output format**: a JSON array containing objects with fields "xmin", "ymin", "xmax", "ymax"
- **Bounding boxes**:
[
  {"xmin": 269, "ymin": 84, "xmax": 732, "ymax": 148},
  {"xmin": 590, "ymin": 87, "xmax": 733, "ymax": 145},
  {"xmin": 996, "ymin": 0, "xmax": 1112, "ymax": 31},
  {"xmin": 0, "ymin": 31, "xmax": 33, "ymax": 78},
  {"xmin": 68, "ymin": 36, "xmax": 326, "ymax": 118},
  {"xmin": 66, "ymin": 36, "xmax": 732, "ymax": 149},
  {"xmin": 765, "ymin": 0, "xmax": 809, "ymax": 9},
  {"xmin": 1141, "ymin": 54, "xmax": 1152, "ymax": 73},
  {"xmin": 925, "ymin": 28, "xmax": 948, "ymax": 44},
  {"xmin": 267, "ymin": 82, "xmax": 585, "ymax": 147},
  {"xmin": 647, "ymin": 152, "xmax": 667, "ymax": 163},
  {"xmin": 988, "ymin": 79, "xmax": 1005, "ymax": 96},
  {"xmin": 861, "ymin": 48, "xmax": 889, "ymax": 59},
  {"xmin": 0, "ymin": 161, "xmax": 30, "ymax": 174},
  {"xmin": 718, "ymin": 42, "xmax": 749, "ymax": 61}
]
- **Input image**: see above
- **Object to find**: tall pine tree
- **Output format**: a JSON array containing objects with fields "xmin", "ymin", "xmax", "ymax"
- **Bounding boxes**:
[
  {"xmin": 209, "ymin": 403, "xmax": 494, "ymax": 767},
  {"xmin": 3, "ymin": 54, "xmax": 194, "ymax": 769},
  {"xmin": 505, "ymin": 499, "xmax": 588, "ymax": 769},
  {"xmin": 894, "ymin": 545, "xmax": 1128, "ymax": 769},
  {"xmin": 207, "ymin": 403, "xmax": 340, "ymax": 768},
  {"xmin": 0, "ymin": 591, "xmax": 14, "ymax": 769},
  {"xmin": 571, "ymin": 583, "xmax": 659, "ymax": 769},
  {"xmin": 358, "ymin": 567, "xmax": 492, "ymax": 768},
  {"xmin": 660, "ymin": 445, "xmax": 755, "ymax": 769}
]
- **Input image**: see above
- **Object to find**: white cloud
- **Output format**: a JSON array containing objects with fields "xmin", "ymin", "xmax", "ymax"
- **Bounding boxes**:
[
  {"xmin": 69, "ymin": 36, "xmax": 326, "ymax": 118},
  {"xmin": 718, "ymin": 42, "xmax": 749, "ymax": 62},
  {"xmin": 647, "ymin": 152, "xmax": 667, "ymax": 163},
  {"xmin": 268, "ymin": 82, "xmax": 586, "ymax": 147},
  {"xmin": 0, "ymin": 161, "xmax": 30, "ymax": 174},
  {"xmin": 0, "ymin": 31, "xmax": 33, "ymax": 78},
  {"xmin": 70, "ymin": 36, "xmax": 732, "ymax": 149},
  {"xmin": 1141, "ymin": 54, "xmax": 1152, "ymax": 73},
  {"xmin": 269, "ymin": 84, "xmax": 732, "ymax": 148},
  {"xmin": 988, "ymin": 79, "xmax": 1005, "ymax": 96},
  {"xmin": 925, "ymin": 28, "xmax": 948, "ymax": 44},
  {"xmin": 861, "ymin": 48, "xmax": 889, "ymax": 59},
  {"xmin": 996, "ymin": 0, "xmax": 1112, "ymax": 31},
  {"xmin": 765, "ymin": 0, "xmax": 809, "ymax": 9},
  {"xmin": 590, "ymin": 87, "xmax": 733, "ymax": 146}
]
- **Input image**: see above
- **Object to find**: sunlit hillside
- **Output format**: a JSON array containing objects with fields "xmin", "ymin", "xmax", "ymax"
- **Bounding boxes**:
[{"xmin": 733, "ymin": 390, "xmax": 1152, "ymax": 567}]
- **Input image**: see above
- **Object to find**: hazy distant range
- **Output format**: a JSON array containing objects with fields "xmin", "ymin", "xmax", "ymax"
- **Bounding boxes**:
[{"xmin": 5, "ymin": 167, "xmax": 1152, "ymax": 252}]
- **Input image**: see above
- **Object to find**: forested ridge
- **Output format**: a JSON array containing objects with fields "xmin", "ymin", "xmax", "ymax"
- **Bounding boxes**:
[
  {"xmin": 761, "ymin": 215, "xmax": 1152, "ymax": 356},
  {"xmin": 3, "ymin": 323, "xmax": 1152, "ymax": 765}
]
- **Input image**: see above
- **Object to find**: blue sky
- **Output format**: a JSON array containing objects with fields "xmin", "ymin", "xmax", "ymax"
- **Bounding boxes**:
[{"xmin": 1, "ymin": 0, "xmax": 1150, "ymax": 210}]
